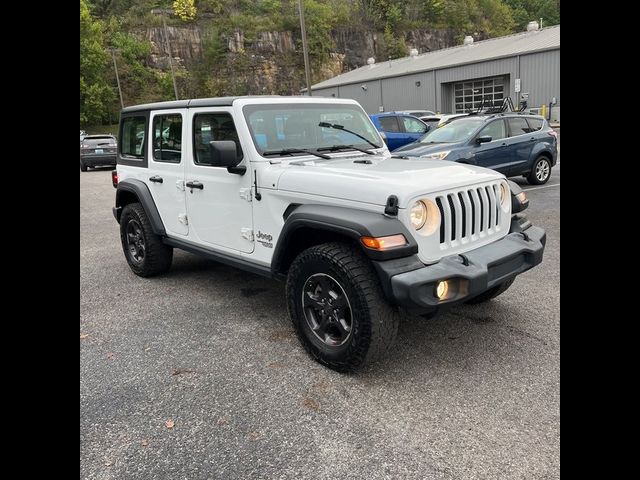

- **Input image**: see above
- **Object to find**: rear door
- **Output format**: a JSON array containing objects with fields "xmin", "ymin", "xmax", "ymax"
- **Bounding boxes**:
[
  {"xmin": 504, "ymin": 117, "xmax": 536, "ymax": 175},
  {"xmin": 146, "ymin": 109, "xmax": 188, "ymax": 237},
  {"xmin": 184, "ymin": 107, "xmax": 254, "ymax": 253},
  {"xmin": 377, "ymin": 116, "xmax": 404, "ymax": 150}
]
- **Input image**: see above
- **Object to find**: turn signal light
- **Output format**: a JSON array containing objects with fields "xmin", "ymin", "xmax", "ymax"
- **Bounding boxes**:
[{"xmin": 360, "ymin": 234, "xmax": 407, "ymax": 250}]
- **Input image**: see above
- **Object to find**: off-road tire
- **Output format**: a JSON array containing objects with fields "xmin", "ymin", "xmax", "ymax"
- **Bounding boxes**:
[
  {"xmin": 286, "ymin": 242, "xmax": 400, "ymax": 372},
  {"xmin": 80, "ymin": 162, "xmax": 88, "ymax": 172},
  {"xmin": 527, "ymin": 155, "xmax": 551, "ymax": 185},
  {"xmin": 119, "ymin": 202, "xmax": 173, "ymax": 277},
  {"xmin": 465, "ymin": 278, "xmax": 515, "ymax": 304}
]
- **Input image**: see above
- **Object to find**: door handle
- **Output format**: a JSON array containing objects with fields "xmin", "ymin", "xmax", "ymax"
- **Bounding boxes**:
[
  {"xmin": 185, "ymin": 181, "xmax": 204, "ymax": 190},
  {"xmin": 149, "ymin": 175, "xmax": 163, "ymax": 183}
]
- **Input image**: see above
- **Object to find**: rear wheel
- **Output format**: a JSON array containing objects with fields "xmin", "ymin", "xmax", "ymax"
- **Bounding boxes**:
[
  {"xmin": 119, "ymin": 203, "xmax": 173, "ymax": 277},
  {"xmin": 465, "ymin": 278, "xmax": 514, "ymax": 304},
  {"xmin": 80, "ymin": 161, "xmax": 87, "ymax": 172},
  {"xmin": 527, "ymin": 156, "xmax": 551, "ymax": 185},
  {"xmin": 286, "ymin": 242, "xmax": 400, "ymax": 372}
]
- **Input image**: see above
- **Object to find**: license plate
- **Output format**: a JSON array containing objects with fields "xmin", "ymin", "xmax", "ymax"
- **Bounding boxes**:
[{"xmin": 95, "ymin": 149, "xmax": 103, "ymax": 154}]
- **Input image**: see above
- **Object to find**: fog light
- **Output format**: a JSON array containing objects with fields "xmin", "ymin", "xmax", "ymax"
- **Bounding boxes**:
[{"xmin": 435, "ymin": 280, "xmax": 449, "ymax": 300}]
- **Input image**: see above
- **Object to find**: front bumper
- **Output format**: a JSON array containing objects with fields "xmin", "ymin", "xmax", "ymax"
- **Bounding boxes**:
[
  {"xmin": 81, "ymin": 154, "xmax": 116, "ymax": 167},
  {"xmin": 375, "ymin": 224, "xmax": 546, "ymax": 313}
]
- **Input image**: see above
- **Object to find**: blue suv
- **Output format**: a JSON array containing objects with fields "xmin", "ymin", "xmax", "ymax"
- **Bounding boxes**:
[
  {"xmin": 393, "ymin": 113, "xmax": 558, "ymax": 184},
  {"xmin": 369, "ymin": 113, "xmax": 430, "ymax": 151}
]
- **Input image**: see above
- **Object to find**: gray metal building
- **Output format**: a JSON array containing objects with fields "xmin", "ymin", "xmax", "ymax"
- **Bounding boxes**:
[{"xmin": 310, "ymin": 24, "xmax": 560, "ymax": 121}]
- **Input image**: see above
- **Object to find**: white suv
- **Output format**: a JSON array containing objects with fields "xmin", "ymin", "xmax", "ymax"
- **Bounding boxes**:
[{"xmin": 112, "ymin": 96, "xmax": 545, "ymax": 371}]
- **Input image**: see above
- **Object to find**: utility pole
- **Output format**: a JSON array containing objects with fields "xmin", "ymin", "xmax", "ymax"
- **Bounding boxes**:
[
  {"xmin": 152, "ymin": 8, "xmax": 179, "ymax": 100},
  {"xmin": 297, "ymin": 0, "xmax": 312, "ymax": 96},
  {"xmin": 109, "ymin": 48, "xmax": 124, "ymax": 109}
]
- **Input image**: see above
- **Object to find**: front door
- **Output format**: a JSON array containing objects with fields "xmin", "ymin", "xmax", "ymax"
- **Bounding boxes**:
[
  {"xmin": 184, "ymin": 107, "xmax": 254, "ymax": 253},
  {"xmin": 147, "ymin": 109, "xmax": 188, "ymax": 237},
  {"xmin": 400, "ymin": 115, "xmax": 429, "ymax": 146},
  {"xmin": 473, "ymin": 119, "xmax": 509, "ymax": 174}
]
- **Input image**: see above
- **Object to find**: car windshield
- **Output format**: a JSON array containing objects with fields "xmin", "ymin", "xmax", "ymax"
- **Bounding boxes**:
[
  {"xmin": 419, "ymin": 117, "xmax": 485, "ymax": 143},
  {"xmin": 242, "ymin": 103, "xmax": 382, "ymax": 157},
  {"xmin": 83, "ymin": 137, "xmax": 116, "ymax": 146}
]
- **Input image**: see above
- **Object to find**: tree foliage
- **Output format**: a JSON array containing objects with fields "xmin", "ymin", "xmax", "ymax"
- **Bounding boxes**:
[
  {"xmin": 173, "ymin": 0, "xmax": 197, "ymax": 21},
  {"xmin": 80, "ymin": 0, "xmax": 115, "ymax": 125}
]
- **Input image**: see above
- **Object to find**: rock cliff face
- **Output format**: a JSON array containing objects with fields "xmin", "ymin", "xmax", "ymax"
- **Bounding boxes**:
[{"xmin": 144, "ymin": 25, "xmax": 461, "ymax": 94}]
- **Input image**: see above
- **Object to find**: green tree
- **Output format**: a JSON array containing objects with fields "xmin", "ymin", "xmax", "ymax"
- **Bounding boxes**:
[
  {"xmin": 503, "ymin": 0, "xmax": 560, "ymax": 30},
  {"xmin": 173, "ymin": 0, "xmax": 197, "ymax": 21},
  {"xmin": 80, "ymin": 0, "xmax": 115, "ymax": 126}
]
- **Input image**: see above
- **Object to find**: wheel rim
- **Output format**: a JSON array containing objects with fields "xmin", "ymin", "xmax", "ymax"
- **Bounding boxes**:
[
  {"xmin": 302, "ymin": 273, "xmax": 353, "ymax": 347},
  {"xmin": 535, "ymin": 159, "xmax": 550, "ymax": 181},
  {"xmin": 125, "ymin": 219, "xmax": 145, "ymax": 263}
]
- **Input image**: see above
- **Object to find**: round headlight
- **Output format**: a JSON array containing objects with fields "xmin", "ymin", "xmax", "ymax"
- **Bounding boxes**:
[
  {"xmin": 410, "ymin": 201, "xmax": 427, "ymax": 230},
  {"xmin": 500, "ymin": 182, "xmax": 508, "ymax": 205}
]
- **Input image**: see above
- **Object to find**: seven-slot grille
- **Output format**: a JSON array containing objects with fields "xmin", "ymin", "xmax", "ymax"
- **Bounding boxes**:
[{"xmin": 435, "ymin": 182, "xmax": 503, "ymax": 247}]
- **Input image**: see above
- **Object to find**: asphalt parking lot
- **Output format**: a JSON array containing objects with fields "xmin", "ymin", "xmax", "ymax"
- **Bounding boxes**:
[{"xmin": 81, "ymin": 161, "xmax": 559, "ymax": 479}]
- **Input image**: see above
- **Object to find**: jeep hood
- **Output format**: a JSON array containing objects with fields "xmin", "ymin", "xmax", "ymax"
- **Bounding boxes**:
[{"xmin": 275, "ymin": 154, "xmax": 503, "ymax": 208}]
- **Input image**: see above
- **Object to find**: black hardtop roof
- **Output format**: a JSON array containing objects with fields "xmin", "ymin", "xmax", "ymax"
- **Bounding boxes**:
[{"xmin": 120, "ymin": 95, "xmax": 291, "ymax": 113}]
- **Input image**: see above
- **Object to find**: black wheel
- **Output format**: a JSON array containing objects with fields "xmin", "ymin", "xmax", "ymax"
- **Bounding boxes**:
[
  {"xmin": 286, "ymin": 242, "xmax": 400, "ymax": 372},
  {"xmin": 80, "ymin": 161, "xmax": 88, "ymax": 172},
  {"xmin": 119, "ymin": 203, "xmax": 173, "ymax": 277},
  {"xmin": 465, "ymin": 278, "xmax": 515, "ymax": 304},
  {"xmin": 527, "ymin": 156, "xmax": 551, "ymax": 185}
]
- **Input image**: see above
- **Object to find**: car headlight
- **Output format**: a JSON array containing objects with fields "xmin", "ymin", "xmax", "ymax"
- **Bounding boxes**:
[
  {"xmin": 422, "ymin": 151, "xmax": 450, "ymax": 160},
  {"xmin": 410, "ymin": 201, "xmax": 427, "ymax": 230},
  {"xmin": 500, "ymin": 182, "xmax": 509, "ymax": 205}
]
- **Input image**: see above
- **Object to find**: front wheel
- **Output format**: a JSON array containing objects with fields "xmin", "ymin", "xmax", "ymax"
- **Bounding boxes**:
[
  {"xmin": 286, "ymin": 242, "xmax": 400, "ymax": 372},
  {"xmin": 80, "ymin": 161, "xmax": 87, "ymax": 172},
  {"xmin": 527, "ymin": 156, "xmax": 551, "ymax": 185}
]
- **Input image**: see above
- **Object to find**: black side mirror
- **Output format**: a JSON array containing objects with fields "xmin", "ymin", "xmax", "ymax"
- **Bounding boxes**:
[
  {"xmin": 476, "ymin": 135, "xmax": 492, "ymax": 144},
  {"xmin": 208, "ymin": 141, "xmax": 245, "ymax": 175}
]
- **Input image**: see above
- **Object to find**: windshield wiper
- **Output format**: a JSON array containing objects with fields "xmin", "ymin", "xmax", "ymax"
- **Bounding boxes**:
[
  {"xmin": 316, "ymin": 144, "xmax": 375, "ymax": 155},
  {"xmin": 262, "ymin": 148, "xmax": 330, "ymax": 160},
  {"xmin": 318, "ymin": 122, "xmax": 382, "ymax": 149}
]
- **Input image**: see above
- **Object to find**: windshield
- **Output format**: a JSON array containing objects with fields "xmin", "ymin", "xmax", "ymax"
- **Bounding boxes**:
[
  {"xmin": 242, "ymin": 103, "xmax": 382, "ymax": 157},
  {"xmin": 419, "ymin": 117, "xmax": 485, "ymax": 144}
]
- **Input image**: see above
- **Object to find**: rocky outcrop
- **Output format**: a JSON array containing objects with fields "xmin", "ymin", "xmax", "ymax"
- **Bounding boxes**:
[
  {"xmin": 144, "ymin": 24, "xmax": 461, "ymax": 94},
  {"xmin": 147, "ymin": 26, "xmax": 202, "ymax": 68}
]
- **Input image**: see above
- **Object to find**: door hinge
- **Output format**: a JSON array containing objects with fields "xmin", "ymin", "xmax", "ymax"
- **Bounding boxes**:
[
  {"xmin": 176, "ymin": 180, "xmax": 185, "ymax": 191},
  {"xmin": 239, "ymin": 188, "xmax": 252, "ymax": 202},
  {"xmin": 178, "ymin": 214, "xmax": 188, "ymax": 225},
  {"xmin": 241, "ymin": 228, "xmax": 254, "ymax": 241}
]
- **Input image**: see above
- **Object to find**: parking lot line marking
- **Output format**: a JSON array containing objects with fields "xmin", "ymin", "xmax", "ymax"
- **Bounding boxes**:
[{"xmin": 524, "ymin": 183, "xmax": 560, "ymax": 192}]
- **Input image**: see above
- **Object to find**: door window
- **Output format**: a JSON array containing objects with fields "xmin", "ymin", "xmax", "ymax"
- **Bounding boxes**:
[
  {"xmin": 526, "ymin": 118, "xmax": 544, "ymax": 131},
  {"xmin": 152, "ymin": 114, "xmax": 182, "ymax": 163},
  {"xmin": 402, "ymin": 116, "xmax": 427, "ymax": 133},
  {"xmin": 477, "ymin": 120, "xmax": 506, "ymax": 141},
  {"xmin": 193, "ymin": 113, "xmax": 243, "ymax": 166},
  {"xmin": 378, "ymin": 116, "xmax": 400, "ymax": 132},
  {"xmin": 507, "ymin": 117, "xmax": 531, "ymax": 136}
]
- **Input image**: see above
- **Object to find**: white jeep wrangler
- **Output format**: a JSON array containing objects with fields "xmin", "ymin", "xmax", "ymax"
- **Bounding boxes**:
[{"xmin": 112, "ymin": 96, "xmax": 545, "ymax": 371}]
